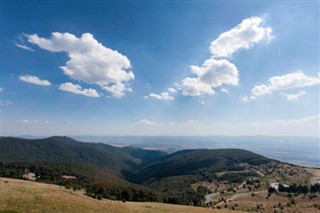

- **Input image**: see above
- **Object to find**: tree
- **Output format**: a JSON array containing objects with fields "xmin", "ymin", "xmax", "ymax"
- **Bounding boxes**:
[{"xmin": 268, "ymin": 187, "xmax": 276, "ymax": 194}]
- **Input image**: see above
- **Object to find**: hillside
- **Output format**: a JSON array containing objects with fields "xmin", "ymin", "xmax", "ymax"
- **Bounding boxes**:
[
  {"xmin": 0, "ymin": 136, "xmax": 166, "ymax": 168},
  {"xmin": 1, "ymin": 136, "xmax": 319, "ymax": 211},
  {"xmin": 132, "ymin": 148, "xmax": 270, "ymax": 183},
  {"xmin": 0, "ymin": 177, "xmax": 236, "ymax": 213},
  {"xmin": 0, "ymin": 136, "xmax": 166, "ymax": 178}
]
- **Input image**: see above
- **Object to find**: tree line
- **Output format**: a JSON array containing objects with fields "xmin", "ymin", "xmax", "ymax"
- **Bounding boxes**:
[{"xmin": 268, "ymin": 183, "xmax": 320, "ymax": 194}]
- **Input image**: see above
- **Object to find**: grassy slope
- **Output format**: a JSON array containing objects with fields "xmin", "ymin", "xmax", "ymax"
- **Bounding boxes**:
[{"xmin": 0, "ymin": 178, "xmax": 237, "ymax": 213}]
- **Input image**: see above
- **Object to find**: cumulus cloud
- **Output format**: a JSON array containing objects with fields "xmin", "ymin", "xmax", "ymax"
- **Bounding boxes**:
[
  {"xmin": 103, "ymin": 83, "xmax": 132, "ymax": 98},
  {"xmin": 168, "ymin": 121, "xmax": 176, "ymax": 126},
  {"xmin": 144, "ymin": 92, "xmax": 174, "ymax": 101},
  {"xmin": 283, "ymin": 91, "xmax": 306, "ymax": 101},
  {"xmin": 136, "ymin": 119, "xmax": 194, "ymax": 126},
  {"xmin": 17, "ymin": 120, "xmax": 51, "ymax": 124},
  {"xmin": 174, "ymin": 83, "xmax": 182, "ymax": 90},
  {"xmin": 182, "ymin": 59, "xmax": 238, "ymax": 96},
  {"xmin": 210, "ymin": 16, "xmax": 272, "ymax": 57},
  {"xmin": 19, "ymin": 75, "xmax": 51, "ymax": 86},
  {"xmin": 147, "ymin": 17, "xmax": 270, "ymax": 99},
  {"xmin": 267, "ymin": 71, "xmax": 319, "ymax": 90},
  {"xmin": 220, "ymin": 88, "xmax": 229, "ymax": 94},
  {"xmin": 245, "ymin": 71, "xmax": 320, "ymax": 100},
  {"xmin": 272, "ymin": 115, "xmax": 320, "ymax": 126},
  {"xmin": 26, "ymin": 32, "xmax": 134, "ymax": 97},
  {"xmin": 0, "ymin": 87, "xmax": 4, "ymax": 92},
  {"xmin": 59, "ymin": 82, "xmax": 100, "ymax": 97},
  {"xmin": 168, "ymin": 88, "xmax": 177, "ymax": 93},
  {"xmin": 192, "ymin": 59, "xmax": 239, "ymax": 87},
  {"xmin": 183, "ymin": 120, "xmax": 196, "ymax": 125},
  {"xmin": 239, "ymin": 96, "xmax": 250, "ymax": 102},
  {"xmin": 15, "ymin": 43, "xmax": 34, "ymax": 52},
  {"xmin": 17, "ymin": 119, "xmax": 39, "ymax": 124},
  {"xmin": 182, "ymin": 77, "xmax": 215, "ymax": 96},
  {"xmin": 251, "ymin": 84, "xmax": 272, "ymax": 97},
  {"xmin": 145, "ymin": 88, "xmax": 177, "ymax": 101},
  {"xmin": 136, "ymin": 119, "xmax": 158, "ymax": 126},
  {"xmin": 0, "ymin": 100, "xmax": 12, "ymax": 106}
]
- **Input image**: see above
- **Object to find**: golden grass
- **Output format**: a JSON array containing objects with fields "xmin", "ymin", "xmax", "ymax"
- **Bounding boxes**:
[
  {"xmin": 0, "ymin": 178, "xmax": 237, "ymax": 213},
  {"xmin": 227, "ymin": 191, "xmax": 320, "ymax": 212}
]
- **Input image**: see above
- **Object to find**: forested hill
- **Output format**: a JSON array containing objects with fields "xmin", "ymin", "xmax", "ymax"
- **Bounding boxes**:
[
  {"xmin": 126, "ymin": 148, "xmax": 270, "ymax": 183},
  {"xmin": 0, "ymin": 136, "xmax": 166, "ymax": 175},
  {"xmin": 0, "ymin": 136, "xmax": 272, "ymax": 180}
]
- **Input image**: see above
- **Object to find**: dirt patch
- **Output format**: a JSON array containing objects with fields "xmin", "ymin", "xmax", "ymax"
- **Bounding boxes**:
[{"xmin": 307, "ymin": 168, "xmax": 320, "ymax": 185}]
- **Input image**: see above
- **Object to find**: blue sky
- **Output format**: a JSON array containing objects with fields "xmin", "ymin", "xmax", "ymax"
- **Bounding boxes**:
[{"xmin": 1, "ymin": 1, "xmax": 319, "ymax": 136}]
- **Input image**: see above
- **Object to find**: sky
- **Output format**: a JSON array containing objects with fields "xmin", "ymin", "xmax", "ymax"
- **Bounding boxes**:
[{"xmin": 1, "ymin": 1, "xmax": 319, "ymax": 137}]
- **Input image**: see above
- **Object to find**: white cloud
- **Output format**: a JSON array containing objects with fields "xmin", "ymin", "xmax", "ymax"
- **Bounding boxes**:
[
  {"xmin": 146, "ymin": 17, "xmax": 271, "ymax": 100},
  {"xmin": 145, "ymin": 88, "xmax": 177, "ymax": 101},
  {"xmin": 251, "ymin": 84, "xmax": 272, "ymax": 97},
  {"xmin": 272, "ymin": 115, "xmax": 320, "ymax": 126},
  {"xmin": 144, "ymin": 92, "xmax": 174, "ymax": 101},
  {"xmin": 210, "ymin": 16, "xmax": 272, "ymax": 57},
  {"xmin": 136, "ymin": 119, "xmax": 195, "ymax": 126},
  {"xmin": 0, "ymin": 100, "xmax": 12, "ymax": 106},
  {"xmin": 168, "ymin": 121, "xmax": 176, "ymax": 126},
  {"xmin": 17, "ymin": 120, "xmax": 51, "ymax": 124},
  {"xmin": 182, "ymin": 59, "xmax": 238, "ymax": 96},
  {"xmin": 136, "ymin": 119, "xmax": 158, "ymax": 126},
  {"xmin": 283, "ymin": 91, "xmax": 306, "ymax": 101},
  {"xmin": 26, "ymin": 32, "xmax": 134, "ymax": 97},
  {"xmin": 0, "ymin": 87, "xmax": 4, "ymax": 92},
  {"xmin": 17, "ymin": 119, "xmax": 39, "ymax": 124},
  {"xmin": 19, "ymin": 75, "xmax": 51, "ymax": 86},
  {"xmin": 239, "ymin": 96, "xmax": 250, "ymax": 102},
  {"xmin": 59, "ymin": 82, "xmax": 100, "ymax": 97},
  {"xmin": 192, "ymin": 59, "xmax": 239, "ymax": 87},
  {"xmin": 268, "ymin": 71, "xmax": 320, "ymax": 90},
  {"xmin": 103, "ymin": 83, "xmax": 132, "ymax": 98},
  {"xmin": 174, "ymin": 83, "xmax": 182, "ymax": 91},
  {"xmin": 15, "ymin": 43, "xmax": 34, "ymax": 52},
  {"xmin": 220, "ymin": 88, "xmax": 229, "ymax": 94},
  {"xmin": 246, "ymin": 121, "xmax": 261, "ymax": 127},
  {"xmin": 147, "ymin": 17, "xmax": 270, "ymax": 99},
  {"xmin": 183, "ymin": 120, "xmax": 196, "ymax": 125},
  {"xmin": 182, "ymin": 78, "xmax": 214, "ymax": 96},
  {"xmin": 248, "ymin": 71, "xmax": 320, "ymax": 99},
  {"xmin": 168, "ymin": 88, "xmax": 177, "ymax": 93}
]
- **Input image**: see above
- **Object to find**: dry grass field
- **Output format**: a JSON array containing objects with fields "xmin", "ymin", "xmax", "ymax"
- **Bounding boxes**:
[
  {"xmin": 307, "ymin": 168, "xmax": 320, "ymax": 185},
  {"xmin": 0, "ymin": 178, "xmax": 237, "ymax": 213},
  {"xmin": 223, "ymin": 191, "xmax": 320, "ymax": 212}
]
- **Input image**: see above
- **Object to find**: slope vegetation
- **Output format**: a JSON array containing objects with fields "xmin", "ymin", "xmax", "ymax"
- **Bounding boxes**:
[
  {"xmin": 0, "ymin": 178, "xmax": 236, "ymax": 213},
  {"xmin": 0, "ymin": 136, "xmax": 166, "ymax": 178},
  {"xmin": 134, "ymin": 148, "xmax": 270, "ymax": 183}
]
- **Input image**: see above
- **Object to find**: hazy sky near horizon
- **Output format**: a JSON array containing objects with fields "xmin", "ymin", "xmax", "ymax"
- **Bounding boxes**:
[{"xmin": 1, "ymin": 1, "xmax": 319, "ymax": 136}]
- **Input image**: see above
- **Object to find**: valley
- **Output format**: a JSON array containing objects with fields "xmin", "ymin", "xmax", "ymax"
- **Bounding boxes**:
[{"xmin": 0, "ymin": 136, "xmax": 319, "ymax": 212}]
